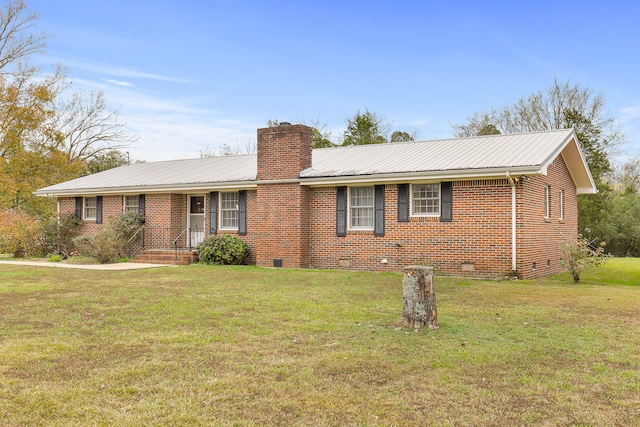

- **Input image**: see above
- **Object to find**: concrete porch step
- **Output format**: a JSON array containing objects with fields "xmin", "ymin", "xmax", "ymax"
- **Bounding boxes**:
[{"xmin": 133, "ymin": 249, "xmax": 197, "ymax": 266}]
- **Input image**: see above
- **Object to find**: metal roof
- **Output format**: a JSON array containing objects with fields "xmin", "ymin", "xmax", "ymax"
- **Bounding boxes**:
[
  {"xmin": 303, "ymin": 129, "xmax": 575, "ymax": 178},
  {"xmin": 35, "ymin": 129, "xmax": 596, "ymax": 196},
  {"xmin": 36, "ymin": 154, "xmax": 257, "ymax": 195}
]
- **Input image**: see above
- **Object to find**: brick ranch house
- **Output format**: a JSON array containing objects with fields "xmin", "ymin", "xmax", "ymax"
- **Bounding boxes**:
[{"xmin": 35, "ymin": 124, "xmax": 596, "ymax": 278}]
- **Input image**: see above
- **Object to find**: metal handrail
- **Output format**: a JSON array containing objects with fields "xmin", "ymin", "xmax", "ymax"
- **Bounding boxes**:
[
  {"xmin": 127, "ymin": 225, "xmax": 145, "ymax": 245},
  {"xmin": 172, "ymin": 228, "xmax": 189, "ymax": 263},
  {"xmin": 127, "ymin": 225, "xmax": 146, "ymax": 256},
  {"xmin": 172, "ymin": 227, "xmax": 188, "ymax": 247}
]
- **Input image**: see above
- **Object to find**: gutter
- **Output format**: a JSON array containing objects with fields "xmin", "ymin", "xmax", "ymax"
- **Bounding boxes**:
[
  {"xmin": 506, "ymin": 172, "xmax": 517, "ymax": 273},
  {"xmin": 300, "ymin": 166, "xmax": 542, "ymax": 187}
]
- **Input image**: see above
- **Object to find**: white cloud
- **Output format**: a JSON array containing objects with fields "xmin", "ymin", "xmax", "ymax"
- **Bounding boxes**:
[
  {"xmin": 104, "ymin": 79, "xmax": 133, "ymax": 87},
  {"xmin": 74, "ymin": 61, "xmax": 192, "ymax": 84},
  {"xmin": 620, "ymin": 104, "xmax": 640, "ymax": 122},
  {"xmin": 124, "ymin": 113, "xmax": 257, "ymax": 162}
]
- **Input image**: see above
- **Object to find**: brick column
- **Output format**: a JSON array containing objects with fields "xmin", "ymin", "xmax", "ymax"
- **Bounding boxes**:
[{"xmin": 255, "ymin": 124, "xmax": 312, "ymax": 268}]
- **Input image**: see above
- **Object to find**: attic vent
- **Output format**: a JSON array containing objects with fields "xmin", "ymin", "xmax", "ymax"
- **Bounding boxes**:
[{"xmin": 279, "ymin": 122, "xmax": 291, "ymax": 126}]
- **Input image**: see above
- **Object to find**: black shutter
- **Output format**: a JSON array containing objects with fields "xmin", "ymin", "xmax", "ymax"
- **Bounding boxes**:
[
  {"xmin": 238, "ymin": 190, "xmax": 247, "ymax": 236},
  {"xmin": 209, "ymin": 191, "xmax": 218, "ymax": 235},
  {"xmin": 441, "ymin": 182, "xmax": 452, "ymax": 222},
  {"xmin": 96, "ymin": 196, "xmax": 103, "ymax": 224},
  {"xmin": 374, "ymin": 185, "xmax": 385, "ymax": 236},
  {"xmin": 75, "ymin": 197, "xmax": 83, "ymax": 220},
  {"xmin": 336, "ymin": 186, "xmax": 347, "ymax": 237},
  {"xmin": 397, "ymin": 184, "xmax": 409, "ymax": 222},
  {"xmin": 138, "ymin": 194, "xmax": 146, "ymax": 219}
]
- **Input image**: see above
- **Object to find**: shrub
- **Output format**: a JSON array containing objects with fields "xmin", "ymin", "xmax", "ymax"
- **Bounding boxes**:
[
  {"xmin": 40, "ymin": 213, "xmax": 83, "ymax": 256},
  {"xmin": 0, "ymin": 209, "xmax": 43, "ymax": 258},
  {"xmin": 72, "ymin": 212, "xmax": 145, "ymax": 263},
  {"xmin": 197, "ymin": 234, "xmax": 250, "ymax": 265},
  {"xmin": 560, "ymin": 229, "xmax": 611, "ymax": 283}
]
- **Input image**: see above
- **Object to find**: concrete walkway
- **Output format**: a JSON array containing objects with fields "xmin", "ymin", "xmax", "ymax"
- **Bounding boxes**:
[{"xmin": 0, "ymin": 260, "xmax": 172, "ymax": 270}]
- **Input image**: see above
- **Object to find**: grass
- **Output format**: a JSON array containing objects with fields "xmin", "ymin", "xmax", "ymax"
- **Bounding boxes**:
[{"xmin": 0, "ymin": 259, "xmax": 639, "ymax": 426}]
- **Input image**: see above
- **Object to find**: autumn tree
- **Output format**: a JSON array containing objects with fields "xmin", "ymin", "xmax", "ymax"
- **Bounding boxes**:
[{"xmin": 0, "ymin": 0, "xmax": 136, "ymax": 217}]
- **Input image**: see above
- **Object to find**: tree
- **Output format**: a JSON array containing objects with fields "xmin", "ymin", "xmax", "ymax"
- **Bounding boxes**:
[
  {"xmin": 560, "ymin": 230, "xmax": 610, "ymax": 283},
  {"xmin": 598, "ymin": 191, "xmax": 640, "ymax": 257},
  {"xmin": 199, "ymin": 139, "xmax": 256, "ymax": 158},
  {"xmin": 390, "ymin": 131, "xmax": 414, "ymax": 142},
  {"xmin": 342, "ymin": 109, "xmax": 390, "ymax": 146},
  {"xmin": 83, "ymin": 149, "xmax": 130, "ymax": 175},
  {"xmin": 0, "ymin": 0, "xmax": 48, "ymax": 73},
  {"xmin": 477, "ymin": 124, "xmax": 501, "ymax": 136},
  {"xmin": 0, "ymin": 0, "xmax": 136, "ymax": 217},
  {"xmin": 611, "ymin": 155, "xmax": 640, "ymax": 193},
  {"xmin": 452, "ymin": 79, "xmax": 624, "ymax": 232},
  {"xmin": 452, "ymin": 79, "xmax": 623, "ymax": 180}
]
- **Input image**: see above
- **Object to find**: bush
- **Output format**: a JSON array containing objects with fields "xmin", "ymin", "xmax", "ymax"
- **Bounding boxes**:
[
  {"xmin": 40, "ymin": 213, "xmax": 83, "ymax": 256},
  {"xmin": 72, "ymin": 212, "xmax": 145, "ymax": 263},
  {"xmin": 197, "ymin": 234, "xmax": 250, "ymax": 265},
  {"xmin": 0, "ymin": 209, "xmax": 43, "ymax": 257},
  {"xmin": 560, "ymin": 229, "xmax": 611, "ymax": 283}
]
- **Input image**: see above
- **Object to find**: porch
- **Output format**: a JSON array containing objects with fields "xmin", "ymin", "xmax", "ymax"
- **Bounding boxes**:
[{"xmin": 128, "ymin": 225, "xmax": 205, "ymax": 265}]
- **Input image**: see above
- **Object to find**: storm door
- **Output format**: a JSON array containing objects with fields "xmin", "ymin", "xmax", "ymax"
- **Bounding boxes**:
[{"xmin": 188, "ymin": 195, "xmax": 205, "ymax": 248}]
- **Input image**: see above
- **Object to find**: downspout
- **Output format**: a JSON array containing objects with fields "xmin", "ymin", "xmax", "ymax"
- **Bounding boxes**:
[{"xmin": 506, "ymin": 172, "xmax": 517, "ymax": 273}]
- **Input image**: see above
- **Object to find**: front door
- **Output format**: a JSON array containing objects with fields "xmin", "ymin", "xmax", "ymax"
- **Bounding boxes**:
[{"xmin": 188, "ymin": 195, "xmax": 205, "ymax": 248}]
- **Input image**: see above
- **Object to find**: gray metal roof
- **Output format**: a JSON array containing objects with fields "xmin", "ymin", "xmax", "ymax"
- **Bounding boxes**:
[
  {"xmin": 36, "ymin": 154, "xmax": 257, "ymax": 195},
  {"xmin": 35, "ymin": 129, "xmax": 596, "ymax": 196},
  {"xmin": 304, "ymin": 129, "xmax": 575, "ymax": 178}
]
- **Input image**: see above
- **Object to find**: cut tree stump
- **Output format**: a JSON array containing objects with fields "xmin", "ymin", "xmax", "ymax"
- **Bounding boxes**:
[{"xmin": 402, "ymin": 266, "xmax": 438, "ymax": 330}]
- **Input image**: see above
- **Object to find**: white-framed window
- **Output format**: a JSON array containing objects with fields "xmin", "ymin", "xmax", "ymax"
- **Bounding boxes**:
[
  {"xmin": 411, "ymin": 183, "xmax": 440, "ymax": 216},
  {"xmin": 124, "ymin": 195, "xmax": 139, "ymax": 214},
  {"xmin": 349, "ymin": 186, "xmax": 374, "ymax": 230},
  {"xmin": 84, "ymin": 197, "xmax": 97, "ymax": 220},
  {"xmin": 220, "ymin": 192, "xmax": 239, "ymax": 230},
  {"xmin": 544, "ymin": 186, "xmax": 550, "ymax": 218},
  {"xmin": 558, "ymin": 190, "xmax": 564, "ymax": 220}
]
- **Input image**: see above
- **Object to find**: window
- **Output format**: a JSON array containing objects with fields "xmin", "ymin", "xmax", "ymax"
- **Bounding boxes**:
[
  {"xmin": 124, "ymin": 195, "xmax": 139, "ymax": 213},
  {"xmin": 544, "ymin": 186, "xmax": 550, "ymax": 218},
  {"xmin": 412, "ymin": 183, "xmax": 440, "ymax": 216},
  {"xmin": 84, "ymin": 197, "xmax": 97, "ymax": 220},
  {"xmin": 220, "ymin": 192, "xmax": 239, "ymax": 229},
  {"xmin": 558, "ymin": 190, "xmax": 564, "ymax": 220},
  {"xmin": 349, "ymin": 186, "xmax": 374, "ymax": 229}
]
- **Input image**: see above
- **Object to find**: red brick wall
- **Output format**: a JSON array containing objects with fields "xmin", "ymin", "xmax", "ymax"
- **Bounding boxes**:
[
  {"xmin": 309, "ymin": 180, "xmax": 513, "ymax": 277},
  {"xmin": 305, "ymin": 154, "xmax": 578, "ymax": 278},
  {"xmin": 59, "ymin": 195, "xmax": 123, "ymax": 236},
  {"xmin": 516, "ymin": 154, "xmax": 578, "ymax": 279}
]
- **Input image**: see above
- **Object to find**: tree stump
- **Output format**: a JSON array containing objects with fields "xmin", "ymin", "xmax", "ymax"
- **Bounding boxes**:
[{"xmin": 403, "ymin": 266, "xmax": 438, "ymax": 330}]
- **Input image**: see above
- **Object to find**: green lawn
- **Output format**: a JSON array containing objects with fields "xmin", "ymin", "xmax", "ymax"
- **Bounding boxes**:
[{"xmin": 1, "ymin": 259, "xmax": 639, "ymax": 426}]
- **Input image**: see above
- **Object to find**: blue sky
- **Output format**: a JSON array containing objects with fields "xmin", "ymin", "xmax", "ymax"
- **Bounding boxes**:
[{"xmin": 27, "ymin": 0, "xmax": 640, "ymax": 162}]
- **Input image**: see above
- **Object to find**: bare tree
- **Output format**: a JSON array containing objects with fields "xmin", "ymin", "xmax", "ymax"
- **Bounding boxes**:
[
  {"xmin": 611, "ymin": 156, "xmax": 640, "ymax": 193},
  {"xmin": 0, "ymin": 0, "xmax": 48, "ymax": 73},
  {"xmin": 49, "ymin": 91, "xmax": 137, "ymax": 162}
]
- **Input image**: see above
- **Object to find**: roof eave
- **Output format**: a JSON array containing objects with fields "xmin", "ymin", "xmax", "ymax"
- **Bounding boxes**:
[
  {"xmin": 299, "ymin": 166, "xmax": 544, "ymax": 187},
  {"xmin": 34, "ymin": 180, "xmax": 258, "ymax": 197}
]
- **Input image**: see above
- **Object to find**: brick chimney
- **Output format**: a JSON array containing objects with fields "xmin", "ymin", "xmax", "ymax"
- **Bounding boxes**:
[{"xmin": 255, "ymin": 123, "xmax": 312, "ymax": 268}]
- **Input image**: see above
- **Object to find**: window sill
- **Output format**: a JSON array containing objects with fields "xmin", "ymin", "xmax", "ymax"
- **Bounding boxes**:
[
  {"xmin": 219, "ymin": 229, "xmax": 238, "ymax": 233},
  {"xmin": 409, "ymin": 216, "xmax": 440, "ymax": 223},
  {"xmin": 347, "ymin": 229, "xmax": 374, "ymax": 235}
]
